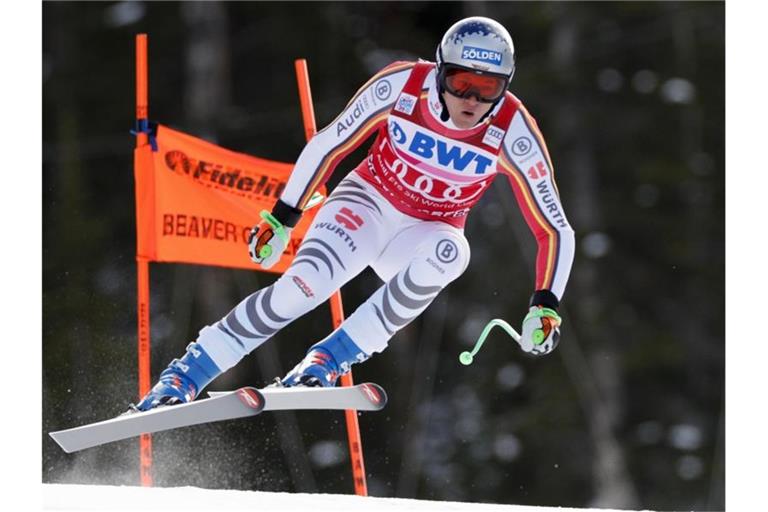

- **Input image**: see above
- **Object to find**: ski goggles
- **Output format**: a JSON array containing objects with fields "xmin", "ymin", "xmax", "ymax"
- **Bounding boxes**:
[{"xmin": 440, "ymin": 65, "xmax": 509, "ymax": 103}]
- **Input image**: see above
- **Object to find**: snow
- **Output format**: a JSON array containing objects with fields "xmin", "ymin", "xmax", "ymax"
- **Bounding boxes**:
[{"xmin": 42, "ymin": 483, "xmax": 638, "ymax": 511}]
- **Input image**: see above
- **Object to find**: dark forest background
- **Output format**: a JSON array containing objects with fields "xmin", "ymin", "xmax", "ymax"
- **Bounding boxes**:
[{"xmin": 42, "ymin": 2, "xmax": 724, "ymax": 510}]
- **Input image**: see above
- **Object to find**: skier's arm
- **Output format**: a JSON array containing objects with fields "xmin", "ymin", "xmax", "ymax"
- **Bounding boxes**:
[
  {"xmin": 276, "ymin": 61, "xmax": 414, "ymax": 220},
  {"xmin": 497, "ymin": 105, "xmax": 575, "ymax": 354},
  {"xmin": 247, "ymin": 62, "xmax": 414, "ymax": 268}
]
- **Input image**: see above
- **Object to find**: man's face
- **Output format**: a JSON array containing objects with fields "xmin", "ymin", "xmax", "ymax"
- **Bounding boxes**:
[{"xmin": 441, "ymin": 91, "xmax": 494, "ymax": 129}]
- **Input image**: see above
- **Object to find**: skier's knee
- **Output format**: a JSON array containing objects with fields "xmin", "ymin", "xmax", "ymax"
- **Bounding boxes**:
[{"xmin": 419, "ymin": 230, "xmax": 470, "ymax": 284}]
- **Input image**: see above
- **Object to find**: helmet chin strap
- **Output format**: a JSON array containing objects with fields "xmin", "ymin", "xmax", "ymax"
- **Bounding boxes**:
[
  {"xmin": 478, "ymin": 96, "xmax": 503, "ymax": 123},
  {"xmin": 435, "ymin": 58, "xmax": 452, "ymax": 122},
  {"xmin": 438, "ymin": 90, "xmax": 451, "ymax": 122}
]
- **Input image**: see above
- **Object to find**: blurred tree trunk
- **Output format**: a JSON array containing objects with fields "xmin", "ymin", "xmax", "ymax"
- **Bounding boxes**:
[
  {"xmin": 395, "ymin": 299, "xmax": 449, "ymax": 498},
  {"xmin": 181, "ymin": 1, "xmax": 231, "ymax": 140},
  {"xmin": 670, "ymin": 9, "xmax": 725, "ymax": 508},
  {"xmin": 46, "ymin": 1, "xmax": 90, "ymax": 420},
  {"xmin": 548, "ymin": 12, "xmax": 640, "ymax": 508}
]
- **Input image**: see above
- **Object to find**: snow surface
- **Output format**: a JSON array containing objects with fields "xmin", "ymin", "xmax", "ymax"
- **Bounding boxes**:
[{"xmin": 42, "ymin": 483, "xmax": 640, "ymax": 511}]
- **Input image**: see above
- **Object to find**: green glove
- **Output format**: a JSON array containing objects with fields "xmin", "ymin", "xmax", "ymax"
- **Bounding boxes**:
[
  {"xmin": 520, "ymin": 306, "xmax": 561, "ymax": 356},
  {"xmin": 247, "ymin": 210, "xmax": 292, "ymax": 269}
]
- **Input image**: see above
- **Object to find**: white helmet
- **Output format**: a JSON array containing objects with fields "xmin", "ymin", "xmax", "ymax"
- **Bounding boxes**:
[{"xmin": 436, "ymin": 16, "xmax": 516, "ymax": 81}]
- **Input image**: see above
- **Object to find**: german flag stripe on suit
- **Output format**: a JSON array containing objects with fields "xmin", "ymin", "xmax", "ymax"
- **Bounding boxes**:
[{"xmin": 496, "ymin": 106, "xmax": 564, "ymax": 292}]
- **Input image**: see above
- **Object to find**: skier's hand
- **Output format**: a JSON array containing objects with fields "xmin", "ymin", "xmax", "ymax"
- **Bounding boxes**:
[
  {"xmin": 520, "ymin": 306, "xmax": 561, "ymax": 356},
  {"xmin": 248, "ymin": 210, "xmax": 292, "ymax": 269}
]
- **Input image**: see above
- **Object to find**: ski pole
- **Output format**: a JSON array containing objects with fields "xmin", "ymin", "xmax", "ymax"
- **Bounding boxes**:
[{"xmin": 459, "ymin": 318, "xmax": 522, "ymax": 365}]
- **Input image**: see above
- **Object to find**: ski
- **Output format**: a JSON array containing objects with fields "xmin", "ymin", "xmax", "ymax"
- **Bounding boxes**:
[
  {"xmin": 49, "ymin": 383, "xmax": 386, "ymax": 454},
  {"xmin": 49, "ymin": 387, "xmax": 265, "ymax": 454}
]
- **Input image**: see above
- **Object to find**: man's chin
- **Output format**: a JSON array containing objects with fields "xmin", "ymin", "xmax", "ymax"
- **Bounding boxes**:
[{"xmin": 454, "ymin": 114, "xmax": 477, "ymax": 129}]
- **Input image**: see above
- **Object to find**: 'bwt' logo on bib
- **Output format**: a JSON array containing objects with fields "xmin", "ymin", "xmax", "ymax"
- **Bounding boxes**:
[
  {"xmin": 461, "ymin": 46, "xmax": 503, "ymax": 66},
  {"xmin": 390, "ymin": 120, "xmax": 494, "ymax": 175}
]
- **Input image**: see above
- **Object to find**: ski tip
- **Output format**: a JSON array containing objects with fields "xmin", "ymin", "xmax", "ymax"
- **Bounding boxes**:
[
  {"xmin": 48, "ymin": 431, "xmax": 73, "ymax": 453},
  {"xmin": 358, "ymin": 382, "xmax": 387, "ymax": 410}
]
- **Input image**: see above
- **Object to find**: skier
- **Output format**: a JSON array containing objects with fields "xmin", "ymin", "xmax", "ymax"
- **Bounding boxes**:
[{"xmin": 134, "ymin": 16, "xmax": 576, "ymax": 411}]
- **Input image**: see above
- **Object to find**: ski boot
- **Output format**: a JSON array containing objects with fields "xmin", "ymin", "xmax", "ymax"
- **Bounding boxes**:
[
  {"xmin": 133, "ymin": 341, "xmax": 221, "ymax": 411},
  {"xmin": 279, "ymin": 329, "xmax": 369, "ymax": 387}
]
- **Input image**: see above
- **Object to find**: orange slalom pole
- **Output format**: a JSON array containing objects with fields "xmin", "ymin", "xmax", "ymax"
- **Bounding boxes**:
[
  {"xmin": 135, "ymin": 33, "xmax": 153, "ymax": 487},
  {"xmin": 294, "ymin": 59, "xmax": 369, "ymax": 496},
  {"xmin": 135, "ymin": 34, "xmax": 148, "ymax": 146},
  {"xmin": 136, "ymin": 258, "xmax": 152, "ymax": 486}
]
